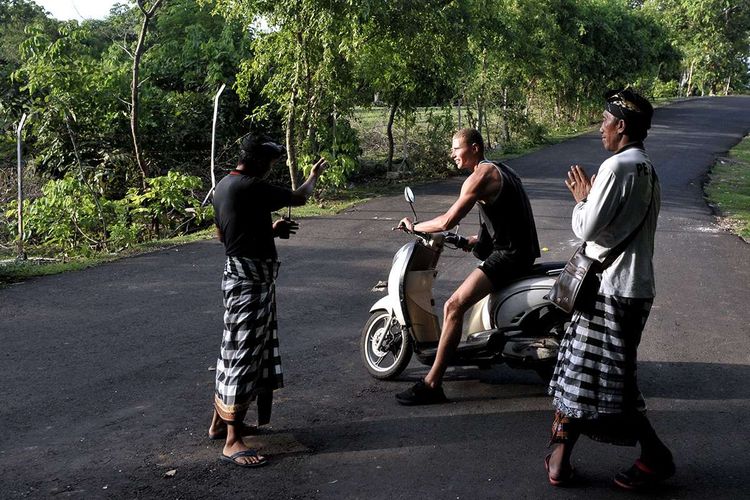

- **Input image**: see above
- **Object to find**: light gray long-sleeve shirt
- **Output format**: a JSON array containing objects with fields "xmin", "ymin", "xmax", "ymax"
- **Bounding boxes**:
[{"xmin": 573, "ymin": 146, "xmax": 661, "ymax": 298}]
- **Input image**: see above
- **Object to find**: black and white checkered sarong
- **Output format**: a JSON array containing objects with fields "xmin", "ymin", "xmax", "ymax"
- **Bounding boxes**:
[
  {"xmin": 214, "ymin": 257, "xmax": 283, "ymax": 422},
  {"xmin": 548, "ymin": 293, "xmax": 652, "ymax": 420}
]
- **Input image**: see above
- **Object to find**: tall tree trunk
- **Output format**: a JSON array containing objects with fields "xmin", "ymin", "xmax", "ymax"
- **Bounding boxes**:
[
  {"xmin": 457, "ymin": 97, "xmax": 462, "ymax": 129},
  {"xmin": 298, "ymin": 28, "xmax": 315, "ymax": 154},
  {"xmin": 386, "ymin": 100, "xmax": 398, "ymax": 171},
  {"xmin": 476, "ymin": 98, "xmax": 483, "ymax": 135},
  {"xmin": 483, "ymin": 112, "xmax": 491, "ymax": 150},
  {"xmin": 478, "ymin": 48, "xmax": 487, "ymax": 139},
  {"xmin": 65, "ymin": 114, "xmax": 108, "ymax": 250},
  {"xmin": 286, "ymin": 87, "xmax": 299, "ymax": 190},
  {"xmin": 131, "ymin": 0, "xmax": 164, "ymax": 189},
  {"xmin": 501, "ymin": 87, "xmax": 510, "ymax": 145},
  {"xmin": 401, "ymin": 112, "xmax": 408, "ymax": 168},
  {"xmin": 286, "ymin": 56, "xmax": 301, "ymax": 190},
  {"xmin": 686, "ymin": 59, "xmax": 695, "ymax": 97}
]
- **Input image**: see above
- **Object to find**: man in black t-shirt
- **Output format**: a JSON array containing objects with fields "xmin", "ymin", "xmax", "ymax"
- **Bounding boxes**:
[
  {"xmin": 395, "ymin": 128, "xmax": 540, "ymax": 405},
  {"xmin": 208, "ymin": 135, "xmax": 326, "ymax": 468},
  {"xmin": 213, "ymin": 168, "xmax": 295, "ymax": 259}
]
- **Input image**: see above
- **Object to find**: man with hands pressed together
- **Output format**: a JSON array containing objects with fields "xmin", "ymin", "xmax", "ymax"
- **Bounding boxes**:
[{"xmin": 545, "ymin": 89, "xmax": 673, "ymax": 490}]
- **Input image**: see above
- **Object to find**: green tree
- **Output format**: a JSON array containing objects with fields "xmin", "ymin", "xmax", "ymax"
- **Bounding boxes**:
[
  {"xmin": 13, "ymin": 22, "xmax": 131, "ymax": 178},
  {"xmin": 0, "ymin": 0, "xmax": 56, "ymax": 170},
  {"xmin": 137, "ymin": 0, "xmax": 257, "ymax": 182},
  {"xmin": 130, "ymin": 0, "xmax": 165, "ymax": 186},
  {"xmin": 355, "ymin": 0, "xmax": 467, "ymax": 171},
  {"xmin": 206, "ymin": 0, "xmax": 366, "ymax": 188},
  {"xmin": 643, "ymin": 0, "xmax": 750, "ymax": 95}
]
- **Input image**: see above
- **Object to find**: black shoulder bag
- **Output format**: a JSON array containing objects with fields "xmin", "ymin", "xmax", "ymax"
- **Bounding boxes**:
[{"xmin": 546, "ymin": 174, "xmax": 656, "ymax": 314}]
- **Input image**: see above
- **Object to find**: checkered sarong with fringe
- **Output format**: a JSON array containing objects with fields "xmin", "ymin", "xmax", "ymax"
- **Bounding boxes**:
[
  {"xmin": 548, "ymin": 292, "xmax": 652, "ymax": 421},
  {"xmin": 214, "ymin": 257, "xmax": 283, "ymax": 422}
]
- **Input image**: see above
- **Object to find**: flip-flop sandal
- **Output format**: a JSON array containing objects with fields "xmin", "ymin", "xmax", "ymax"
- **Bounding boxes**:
[
  {"xmin": 544, "ymin": 453, "xmax": 575, "ymax": 487},
  {"xmin": 220, "ymin": 449, "xmax": 269, "ymax": 468},
  {"xmin": 208, "ymin": 423, "xmax": 259, "ymax": 440},
  {"xmin": 614, "ymin": 459, "xmax": 675, "ymax": 490}
]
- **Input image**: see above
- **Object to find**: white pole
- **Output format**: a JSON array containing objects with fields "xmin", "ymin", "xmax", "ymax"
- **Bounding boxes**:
[
  {"xmin": 202, "ymin": 83, "xmax": 226, "ymax": 207},
  {"xmin": 16, "ymin": 113, "xmax": 28, "ymax": 260}
]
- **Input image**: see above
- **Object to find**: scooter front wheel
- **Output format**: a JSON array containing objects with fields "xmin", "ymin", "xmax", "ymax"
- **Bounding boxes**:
[{"xmin": 361, "ymin": 309, "xmax": 413, "ymax": 380}]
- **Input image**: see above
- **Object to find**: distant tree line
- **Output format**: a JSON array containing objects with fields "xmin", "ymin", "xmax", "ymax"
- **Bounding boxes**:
[{"xmin": 0, "ymin": 0, "xmax": 748, "ymax": 254}]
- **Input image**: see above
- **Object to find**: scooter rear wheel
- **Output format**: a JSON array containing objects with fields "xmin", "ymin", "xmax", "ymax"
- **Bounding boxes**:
[{"xmin": 361, "ymin": 309, "xmax": 413, "ymax": 380}]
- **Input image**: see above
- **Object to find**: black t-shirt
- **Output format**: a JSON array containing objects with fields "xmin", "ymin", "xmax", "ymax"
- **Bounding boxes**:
[
  {"xmin": 213, "ymin": 172, "xmax": 293, "ymax": 259},
  {"xmin": 478, "ymin": 161, "xmax": 541, "ymax": 262}
]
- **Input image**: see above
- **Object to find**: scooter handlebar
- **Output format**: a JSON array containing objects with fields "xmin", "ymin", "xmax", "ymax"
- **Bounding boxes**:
[
  {"xmin": 392, "ymin": 225, "xmax": 430, "ymax": 240},
  {"xmin": 393, "ymin": 226, "xmax": 470, "ymax": 249}
]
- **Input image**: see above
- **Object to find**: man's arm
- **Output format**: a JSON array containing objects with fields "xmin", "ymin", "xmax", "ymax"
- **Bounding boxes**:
[
  {"xmin": 571, "ymin": 168, "xmax": 621, "ymax": 241},
  {"xmin": 409, "ymin": 163, "xmax": 501, "ymax": 233},
  {"xmin": 290, "ymin": 158, "xmax": 327, "ymax": 206}
]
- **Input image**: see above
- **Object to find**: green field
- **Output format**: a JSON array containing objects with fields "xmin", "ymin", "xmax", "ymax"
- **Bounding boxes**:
[{"xmin": 705, "ymin": 135, "xmax": 750, "ymax": 240}]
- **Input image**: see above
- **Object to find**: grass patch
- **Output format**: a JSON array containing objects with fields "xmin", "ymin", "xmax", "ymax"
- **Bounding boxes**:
[
  {"xmin": 705, "ymin": 134, "xmax": 750, "ymax": 240},
  {"xmin": 0, "ymin": 228, "xmax": 216, "ymax": 286}
]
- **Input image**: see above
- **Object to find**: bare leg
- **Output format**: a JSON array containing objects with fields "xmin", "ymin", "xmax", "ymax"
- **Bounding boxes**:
[
  {"xmin": 636, "ymin": 415, "xmax": 673, "ymax": 467},
  {"xmin": 548, "ymin": 434, "xmax": 579, "ymax": 479},
  {"xmin": 424, "ymin": 269, "xmax": 493, "ymax": 389},
  {"xmin": 222, "ymin": 409, "xmax": 266, "ymax": 466},
  {"xmin": 208, "ymin": 408, "xmax": 260, "ymax": 439},
  {"xmin": 208, "ymin": 409, "xmax": 225, "ymax": 437}
]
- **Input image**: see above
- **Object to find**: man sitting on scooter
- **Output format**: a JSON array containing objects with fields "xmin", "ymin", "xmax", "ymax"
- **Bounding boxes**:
[{"xmin": 396, "ymin": 128, "xmax": 540, "ymax": 405}]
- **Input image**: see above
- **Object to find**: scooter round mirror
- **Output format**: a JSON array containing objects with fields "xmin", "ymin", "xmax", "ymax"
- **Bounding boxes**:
[{"xmin": 404, "ymin": 187, "xmax": 415, "ymax": 204}]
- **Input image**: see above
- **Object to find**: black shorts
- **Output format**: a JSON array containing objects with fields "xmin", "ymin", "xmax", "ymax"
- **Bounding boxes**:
[{"xmin": 478, "ymin": 251, "xmax": 534, "ymax": 289}]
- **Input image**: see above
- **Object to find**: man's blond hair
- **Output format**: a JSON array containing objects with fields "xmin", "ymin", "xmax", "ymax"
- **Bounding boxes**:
[{"xmin": 453, "ymin": 128, "xmax": 485, "ymax": 154}]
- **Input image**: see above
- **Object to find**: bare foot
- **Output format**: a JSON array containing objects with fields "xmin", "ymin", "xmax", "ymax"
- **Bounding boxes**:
[
  {"xmin": 222, "ymin": 440, "xmax": 267, "ymax": 467},
  {"xmin": 546, "ymin": 446, "xmax": 573, "ymax": 481}
]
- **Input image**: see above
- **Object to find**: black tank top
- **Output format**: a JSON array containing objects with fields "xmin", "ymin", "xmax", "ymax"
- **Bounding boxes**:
[{"xmin": 477, "ymin": 161, "xmax": 540, "ymax": 263}]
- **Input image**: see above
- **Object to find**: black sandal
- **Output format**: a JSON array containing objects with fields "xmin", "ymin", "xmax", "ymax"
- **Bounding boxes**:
[
  {"xmin": 220, "ymin": 449, "xmax": 269, "ymax": 468},
  {"xmin": 614, "ymin": 459, "xmax": 675, "ymax": 490},
  {"xmin": 395, "ymin": 380, "xmax": 448, "ymax": 406}
]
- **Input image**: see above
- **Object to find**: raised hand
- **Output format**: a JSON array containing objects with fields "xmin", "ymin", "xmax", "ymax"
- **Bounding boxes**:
[{"xmin": 311, "ymin": 157, "xmax": 328, "ymax": 177}]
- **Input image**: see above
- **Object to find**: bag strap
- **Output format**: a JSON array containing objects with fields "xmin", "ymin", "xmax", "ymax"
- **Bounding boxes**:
[
  {"xmin": 477, "ymin": 204, "xmax": 495, "ymax": 239},
  {"xmin": 593, "ymin": 169, "xmax": 658, "ymax": 270}
]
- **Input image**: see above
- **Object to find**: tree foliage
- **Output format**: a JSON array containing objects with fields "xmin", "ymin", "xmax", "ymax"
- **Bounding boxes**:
[
  {"xmin": 1, "ymin": 0, "xmax": 748, "ymax": 256},
  {"xmin": 642, "ymin": 0, "xmax": 750, "ymax": 96}
]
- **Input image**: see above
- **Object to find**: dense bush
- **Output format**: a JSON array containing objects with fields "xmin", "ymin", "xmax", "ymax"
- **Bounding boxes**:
[
  {"xmin": 4, "ymin": 171, "xmax": 211, "ymax": 255},
  {"xmin": 409, "ymin": 108, "xmax": 455, "ymax": 177}
]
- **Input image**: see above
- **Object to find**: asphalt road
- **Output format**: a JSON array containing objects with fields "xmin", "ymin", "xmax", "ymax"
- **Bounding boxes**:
[{"xmin": 1, "ymin": 96, "xmax": 749, "ymax": 499}]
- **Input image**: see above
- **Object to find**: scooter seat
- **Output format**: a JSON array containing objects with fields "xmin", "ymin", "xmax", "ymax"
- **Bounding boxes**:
[{"xmin": 530, "ymin": 262, "xmax": 566, "ymax": 276}]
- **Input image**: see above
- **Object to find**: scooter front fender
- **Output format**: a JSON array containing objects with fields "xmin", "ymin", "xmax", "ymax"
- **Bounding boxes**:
[{"xmin": 370, "ymin": 295, "xmax": 396, "ymax": 317}]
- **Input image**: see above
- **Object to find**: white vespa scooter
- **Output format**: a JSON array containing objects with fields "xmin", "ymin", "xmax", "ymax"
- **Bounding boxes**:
[{"xmin": 361, "ymin": 187, "xmax": 571, "ymax": 381}]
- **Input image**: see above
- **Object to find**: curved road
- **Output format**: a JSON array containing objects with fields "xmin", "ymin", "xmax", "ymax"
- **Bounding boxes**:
[{"xmin": 1, "ymin": 96, "xmax": 749, "ymax": 499}]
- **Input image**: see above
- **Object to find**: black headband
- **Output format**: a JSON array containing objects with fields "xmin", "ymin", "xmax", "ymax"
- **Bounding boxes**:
[
  {"xmin": 604, "ymin": 89, "xmax": 653, "ymax": 140},
  {"xmin": 605, "ymin": 91, "xmax": 642, "ymax": 120}
]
